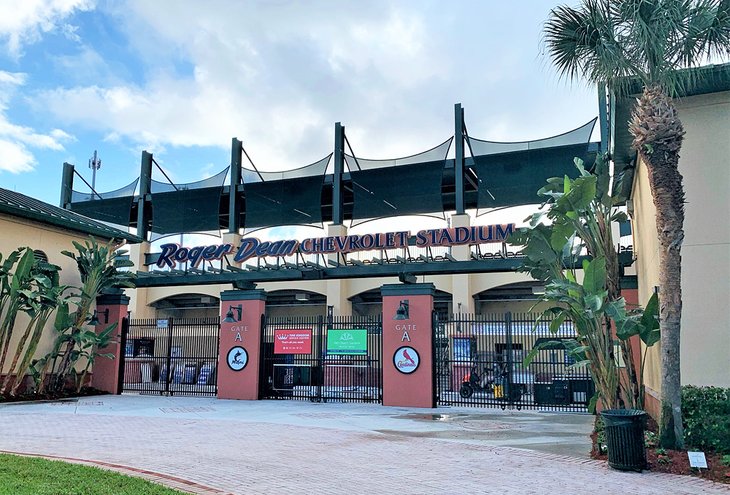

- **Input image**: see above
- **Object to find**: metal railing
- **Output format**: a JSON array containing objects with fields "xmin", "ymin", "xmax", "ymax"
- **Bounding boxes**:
[
  {"xmin": 260, "ymin": 314, "xmax": 382, "ymax": 403},
  {"xmin": 120, "ymin": 317, "xmax": 219, "ymax": 396},
  {"xmin": 434, "ymin": 312, "xmax": 593, "ymax": 412}
]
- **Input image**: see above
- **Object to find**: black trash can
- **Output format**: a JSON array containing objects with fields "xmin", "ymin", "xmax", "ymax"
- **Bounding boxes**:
[{"xmin": 601, "ymin": 409, "xmax": 647, "ymax": 471}]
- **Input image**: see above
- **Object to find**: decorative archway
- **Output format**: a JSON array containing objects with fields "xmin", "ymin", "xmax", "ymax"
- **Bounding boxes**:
[
  {"xmin": 150, "ymin": 292, "xmax": 220, "ymax": 319},
  {"xmin": 473, "ymin": 281, "xmax": 546, "ymax": 315}
]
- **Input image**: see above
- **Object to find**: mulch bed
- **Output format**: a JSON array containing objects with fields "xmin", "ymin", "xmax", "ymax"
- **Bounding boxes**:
[
  {"xmin": 591, "ymin": 418, "xmax": 730, "ymax": 484},
  {"xmin": 0, "ymin": 387, "xmax": 108, "ymax": 404}
]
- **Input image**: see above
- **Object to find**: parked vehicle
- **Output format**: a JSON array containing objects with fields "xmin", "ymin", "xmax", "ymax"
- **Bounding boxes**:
[
  {"xmin": 459, "ymin": 363, "xmax": 494, "ymax": 398},
  {"xmin": 459, "ymin": 362, "xmax": 522, "ymax": 409}
]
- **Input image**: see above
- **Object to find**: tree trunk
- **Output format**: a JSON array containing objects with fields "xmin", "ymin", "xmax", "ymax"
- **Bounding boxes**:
[{"xmin": 630, "ymin": 85, "xmax": 685, "ymax": 449}]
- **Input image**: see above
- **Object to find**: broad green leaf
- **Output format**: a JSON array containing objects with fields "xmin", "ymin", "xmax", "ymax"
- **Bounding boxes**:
[
  {"xmin": 616, "ymin": 318, "xmax": 640, "ymax": 340},
  {"xmin": 555, "ymin": 175, "xmax": 597, "ymax": 215},
  {"xmin": 548, "ymin": 312, "xmax": 568, "ymax": 334},
  {"xmin": 550, "ymin": 220, "xmax": 576, "ymax": 252},
  {"xmin": 582, "ymin": 257, "xmax": 607, "ymax": 296},
  {"xmin": 604, "ymin": 298, "xmax": 627, "ymax": 321},
  {"xmin": 574, "ymin": 157, "xmax": 588, "ymax": 176},
  {"xmin": 594, "ymin": 154, "xmax": 611, "ymax": 206},
  {"xmin": 639, "ymin": 292, "xmax": 660, "ymax": 346}
]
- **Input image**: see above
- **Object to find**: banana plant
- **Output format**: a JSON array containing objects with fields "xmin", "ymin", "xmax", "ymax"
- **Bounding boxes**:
[
  {"xmin": 509, "ymin": 154, "xmax": 657, "ymax": 410},
  {"xmin": 46, "ymin": 237, "xmax": 135, "ymax": 394},
  {"xmin": 73, "ymin": 322, "xmax": 117, "ymax": 393},
  {"xmin": 0, "ymin": 249, "xmax": 39, "ymax": 376},
  {"xmin": 1, "ymin": 257, "xmax": 64, "ymax": 395}
]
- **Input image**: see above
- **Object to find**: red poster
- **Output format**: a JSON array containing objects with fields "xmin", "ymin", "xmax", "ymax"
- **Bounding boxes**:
[{"xmin": 274, "ymin": 329, "xmax": 312, "ymax": 354}]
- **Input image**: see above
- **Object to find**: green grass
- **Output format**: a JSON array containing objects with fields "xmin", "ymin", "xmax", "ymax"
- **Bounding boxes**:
[{"xmin": 0, "ymin": 454, "xmax": 188, "ymax": 495}]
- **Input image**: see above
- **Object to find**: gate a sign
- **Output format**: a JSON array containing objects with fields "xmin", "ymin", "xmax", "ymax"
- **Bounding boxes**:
[
  {"xmin": 274, "ymin": 329, "xmax": 312, "ymax": 354},
  {"xmin": 381, "ymin": 283, "xmax": 435, "ymax": 408},
  {"xmin": 218, "ymin": 290, "xmax": 266, "ymax": 400}
]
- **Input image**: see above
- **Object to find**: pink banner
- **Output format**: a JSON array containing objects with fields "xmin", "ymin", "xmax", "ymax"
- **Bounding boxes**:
[{"xmin": 274, "ymin": 329, "xmax": 312, "ymax": 354}]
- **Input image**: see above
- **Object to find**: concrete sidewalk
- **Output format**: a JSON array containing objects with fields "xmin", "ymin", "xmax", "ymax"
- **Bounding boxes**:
[{"xmin": 0, "ymin": 395, "xmax": 727, "ymax": 494}]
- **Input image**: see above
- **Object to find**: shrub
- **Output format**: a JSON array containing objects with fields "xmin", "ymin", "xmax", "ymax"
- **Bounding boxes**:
[{"xmin": 682, "ymin": 386, "xmax": 730, "ymax": 454}]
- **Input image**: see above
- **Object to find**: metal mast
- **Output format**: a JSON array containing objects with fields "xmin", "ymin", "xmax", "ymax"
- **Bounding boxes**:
[{"xmin": 89, "ymin": 150, "xmax": 102, "ymax": 192}]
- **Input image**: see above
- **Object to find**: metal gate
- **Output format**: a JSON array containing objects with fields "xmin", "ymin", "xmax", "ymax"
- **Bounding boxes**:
[
  {"xmin": 434, "ymin": 312, "xmax": 594, "ymax": 412},
  {"xmin": 260, "ymin": 314, "xmax": 382, "ymax": 403},
  {"xmin": 119, "ymin": 317, "xmax": 220, "ymax": 396}
]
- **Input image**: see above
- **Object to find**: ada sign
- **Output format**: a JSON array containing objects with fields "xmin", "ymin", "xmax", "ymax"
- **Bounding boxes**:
[
  {"xmin": 393, "ymin": 346, "xmax": 420, "ymax": 374},
  {"xmin": 227, "ymin": 346, "xmax": 248, "ymax": 371},
  {"xmin": 326, "ymin": 329, "xmax": 367, "ymax": 355}
]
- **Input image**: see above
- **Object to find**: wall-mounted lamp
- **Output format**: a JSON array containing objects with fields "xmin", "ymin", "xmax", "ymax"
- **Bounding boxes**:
[
  {"xmin": 223, "ymin": 304, "xmax": 243, "ymax": 323},
  {"xmin": 393, "ymin": 300, "xmax": 410, "ymax": 320},
  {"xmin": 89, "ymin": 308, "xmax": 110, "ymax": 326}
]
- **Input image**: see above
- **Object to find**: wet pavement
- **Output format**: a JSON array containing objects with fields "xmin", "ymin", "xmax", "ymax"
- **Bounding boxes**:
[{"xmin": 0, "ymin": 395, "xmax": 727, "ymax": 494}]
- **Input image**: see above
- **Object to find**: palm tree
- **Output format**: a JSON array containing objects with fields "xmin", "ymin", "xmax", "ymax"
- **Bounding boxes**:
[{"xmin": 544, "ymin": 0, "xmax": 730, "ymax": 449}]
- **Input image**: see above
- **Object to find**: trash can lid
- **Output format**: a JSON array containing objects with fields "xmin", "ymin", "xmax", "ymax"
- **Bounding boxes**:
[
  {"xmin": 601, "ymin": 409, "xmax": 647, "ymax": 427},
  {"xmin": 601, "ymin": 409, "xmax": 647, "ymax": 418}
]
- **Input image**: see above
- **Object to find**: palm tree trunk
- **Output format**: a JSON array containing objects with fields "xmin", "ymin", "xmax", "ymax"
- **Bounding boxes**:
[{"xmin": 630, "ymin": 85, "xmax": 685, "ymax": 449}]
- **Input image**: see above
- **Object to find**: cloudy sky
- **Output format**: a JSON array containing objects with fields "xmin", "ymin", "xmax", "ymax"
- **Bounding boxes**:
[{"xmin": 0, "ymin": 0, "xmax": 598, "ymax": 206}]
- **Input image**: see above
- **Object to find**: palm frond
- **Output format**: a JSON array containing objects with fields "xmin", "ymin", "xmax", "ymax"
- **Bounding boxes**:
[
  {"xmin": 546, "ymin": 0, "xmax": 730, "ymax": 97},
  {"xmin": 545, "ymin": 0, "xmax": 637, "ymax": 91}
]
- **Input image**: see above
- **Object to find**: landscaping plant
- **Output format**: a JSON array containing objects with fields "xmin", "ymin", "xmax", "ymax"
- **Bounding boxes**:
[
  {"xmin": 681, "ymin": 385, "xmax": 730, "ymax": 454},
  {"xmin": 40, "ymin": 237, "xmax": 135, "ymax": 394},
  {"xmin": 0, "ymin": 249, "xmax": 64, "ymax": 395},
  {"xmin": 544, "ymin": 0, "xmax": 730, "ymax": 449},
  {"xmin": 510, "ymin": 154, "xmax": 658, "ymax": 411}
]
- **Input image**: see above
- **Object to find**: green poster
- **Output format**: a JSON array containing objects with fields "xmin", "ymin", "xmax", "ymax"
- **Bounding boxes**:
[{"xmin": 327, "ymin": 329, "xmax": 368, "ymax": 355}]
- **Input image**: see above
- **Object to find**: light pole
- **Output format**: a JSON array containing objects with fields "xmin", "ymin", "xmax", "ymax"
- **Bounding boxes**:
[{"xmin": 89, "ymin": 150, "xmax": 102, "ymax": 193}]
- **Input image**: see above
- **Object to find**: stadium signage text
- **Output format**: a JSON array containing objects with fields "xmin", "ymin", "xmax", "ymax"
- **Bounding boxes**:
[{"xmin": 155, "ymin": 223, "xmax": 515, "ymax": 268}]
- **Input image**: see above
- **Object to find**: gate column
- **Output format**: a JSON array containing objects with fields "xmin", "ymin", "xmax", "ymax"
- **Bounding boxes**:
[
  {"xmin": 381, "ymin": 283, "xmax": 435, "ymax": 408},
  {"xmin": 92, "ymin": 289, "xmax": 130, "ymax": 394},
  {"xmin": 218, "ymin": 289, "xmax": 266, "ymax": 400}
]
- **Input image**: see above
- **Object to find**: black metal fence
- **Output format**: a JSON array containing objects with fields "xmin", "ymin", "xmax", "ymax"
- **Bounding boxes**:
[
  {"xmin": 260, "ymin": 314, "xmax": 382, "ymax": 403},
  {"xmin": 434, "ymin": 312, "xmax": 593, "ymax": 412},
  {"xmin": 120, "ymin": 317, "xmax": 219, "ymax": 396}
]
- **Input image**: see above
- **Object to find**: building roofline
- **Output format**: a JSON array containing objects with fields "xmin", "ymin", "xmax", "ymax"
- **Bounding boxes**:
[{"xmin": 0, "ymin": 188, "xmax": 142, "ymax": 243}]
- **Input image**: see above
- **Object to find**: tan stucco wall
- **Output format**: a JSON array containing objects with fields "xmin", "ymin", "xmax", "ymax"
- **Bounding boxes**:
[
  {"xmin": 631, "ymin": 90, "xmax": 730, "ymax": 389},
  {"xmin": 0, "ymin": 214, "xmax": 107, "ymax": 374},
  {"xmin": 132, "ymin": 271, "xmax": 542, "ymax": 320}
]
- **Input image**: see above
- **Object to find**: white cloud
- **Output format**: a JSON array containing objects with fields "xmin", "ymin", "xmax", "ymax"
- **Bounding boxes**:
[
  {"xmin": 31, "ymin": 2, "xmax": 457, "ymax": 171},
  {"xmin": 0, "ymin": 71, "xmax": 26, "ymax": 85},
  {"xmin": 0, "ymin": 0, "xmax": 94, "ymax": 57},
  {"xmin": 0, "ymin": 139, "xmax": 35, "ymax": 173},
  {"xmin": 31, "ymin": 2, "xmax": 598, "ymax": 177},
  {"xmin": 0, "ymin": 70, "xmax": 74, "ymax": 173}
]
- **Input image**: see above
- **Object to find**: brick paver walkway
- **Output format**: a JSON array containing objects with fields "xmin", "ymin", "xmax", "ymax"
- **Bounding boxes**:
[{"xmin": 0, "ymin": 397, "xmax": 727, "ymax": 494}]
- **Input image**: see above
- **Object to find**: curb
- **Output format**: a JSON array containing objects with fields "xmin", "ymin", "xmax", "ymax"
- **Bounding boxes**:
[{"xmin": 0, "ymin": 450, "xmax": 233, "ymax": 495}]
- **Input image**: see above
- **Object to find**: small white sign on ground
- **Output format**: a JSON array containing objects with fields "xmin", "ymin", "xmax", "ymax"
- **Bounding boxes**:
[{"xmin": 687, "ymin": 451, "xmax": 707, "ymax": 469}]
